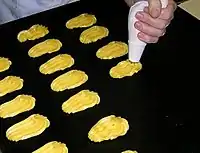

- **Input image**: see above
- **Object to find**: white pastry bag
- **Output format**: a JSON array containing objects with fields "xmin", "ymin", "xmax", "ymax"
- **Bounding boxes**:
[{"xmin": 128, "ymin": 0, "xmax": 168, "ymax": 62}]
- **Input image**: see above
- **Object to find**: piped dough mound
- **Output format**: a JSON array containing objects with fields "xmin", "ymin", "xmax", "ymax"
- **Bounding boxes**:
[
  {"xmin": 28, "ymin": 39, "xmax": 62, "ymax": 58},
  {"xmin": 0, "ymin": 76, "xmax": 23, "ymax": 97},
  {"xmin": 80, "ymin": 26, "xmax": 109, "ymax": 44},
  {"xmin": 110, "ymin": 60, "xmax": 142, "ymax": 78},
  {"xmin": 0, "ymin": 57, "xmax": 12, "ymax": 72},
  {"xmin": 17, "ymin": 24, "xmax": 49, "ymax": 42},
  {"xmin": 51, "ymin": 70, "xmax": 88, "ymax": 92},
  {"xmin": 62, "ymin": 90, "xmax": 100, "ymax": 114},
  {"xmin": 66, "ymin": 13, "xmax": 97, "ymax": 29},
  {"xmin": 96, "ymin": 41, "xmax": 128, "ymax": 59},
  {"xmin": 0, "ymin": 95, "xmax": 36, "ymax": 118},
  {"xmin": 122, "ymin": 150, "xmax": 138, "ymax": 153},
  {"xmin": 39, "ymin": 54, "xmax": 74, "ymax": 75},
  {"xmin": 32, "ymin": 141, "xmax": 68, "ymax": 153},
  {"xmin": 6, "ymin": 114, "xmax": 50, "ymax": 141},
  {"xmin": 88, "ymin": 115, "xmax": 129, "ymax": 142}
]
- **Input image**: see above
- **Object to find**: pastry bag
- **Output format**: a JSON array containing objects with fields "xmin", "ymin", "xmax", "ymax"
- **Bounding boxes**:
[{"xmin": 128, "ymin": 0, "xmax": 168, "ymax": 62}]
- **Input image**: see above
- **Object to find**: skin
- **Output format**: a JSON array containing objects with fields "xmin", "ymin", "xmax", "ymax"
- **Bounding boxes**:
[{"xmin": 126, "ymin": 0, "xmax": 177, "ymax": 43}]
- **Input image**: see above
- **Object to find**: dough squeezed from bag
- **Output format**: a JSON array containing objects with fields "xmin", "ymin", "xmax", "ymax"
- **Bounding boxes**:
[
  {"xmin": 66, "ymin": 13, "xmax": 97, "ymax": 29},
  {"xmin": 6, "ymin": 114, "xmax": 50, "ymax": 142},
  {"xmin": 51, "ymin": 70, "xmax": 88, "ymax": 92},
  {"xmin": 88, "ymin": 115, "xmax": 129, "ymax": 142},
  {"xmin": 32, "ymin": 141, "xmax": 68, "ymax": 153},
  {"xmin": 62, "ymin": 90, "xmax": 100, "ymax": 114},
  {"xmin": 28, "ymin": 39, "xmax": 62, "ymax": 58},
  {"xmin": 0, "ymin": 95, "xmax": 35, "ymax": 118},
  {"xmin": 110, "ymin": 60, "xmax": 142, "ymax": 78},
  {"xmin": 96, "ymin": 41, "xmax": 128, "ymax": 59},
  {"xmin": 0, "ymin": 76, "xmax": 23, "ymax": 97},
  {"xmin": 80, "ymin": 26, "xmax": 109, "ymax": 44},
  {"xmin": 39, "ymin": 54, "xmax": 74, "ymax": 75},
  {"xmin": 0, "ymin": 57, "xmax": 12, "ymax": 72},
  {"xmin": 17, "ymin": 24, "xmax": 49, "ymax": 42}
]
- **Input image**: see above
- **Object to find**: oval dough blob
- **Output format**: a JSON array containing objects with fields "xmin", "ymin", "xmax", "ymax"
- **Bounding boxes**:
[
  {"xmin": 62, "ymin": 90, "xmax": 100, "ymax": 114},
  {"xmin": 0, "ymin": 76, "xmax": 23, "ymax": 97},
  {"xmin": 80, "ymin": 26, "xmax": 109, "ymax": 44},
  {"xmin": 17, "ymin": 24, "xmax": 49, "ymax": 42},
  {"xmin": 96, "ymin": 41, "xmax": 128, "ymax": 59},
  {"xmin": 32, "ymin": 141, "xmax": 68, "ymax": 153},
  {"xmin": 28, "ymin": 39, "xmax": 62, "ymax": 58},
  {"xmin": 39, "ymin": 54, "xmax": 74, "ymax": 75},
  {"xmin": 0, "ymin": 95, "xmax": 36, "ymax": 118},
  {"xmin": 88, "ymin": 115, "xmax": 129, "ymax": 142},
  {"xmin": 66, "ymin": 13, "xmax": 97, "ymax": 29},
  {"xmin": 0, "ymin": 57, "xmax": 12, "ymax": 72},
  {"xmin": 6, "ymin": 114, "xmax": 50, "ymax": 142},
  {"xmin": 122, "ymin": 151, "xmax": 138, "ymax": 153},
  {"xmin": 51, "ymin": 70, "xmax": 88, "ymax": 92},
  {"xmin": 110, "ymin": 60, "xmax": 142, "ymax": 79}
]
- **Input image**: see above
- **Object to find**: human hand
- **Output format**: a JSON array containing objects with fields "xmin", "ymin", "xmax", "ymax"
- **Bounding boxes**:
[{"xmin": 134, "ymin": 0, "xmax": 177, "ymax": 43}]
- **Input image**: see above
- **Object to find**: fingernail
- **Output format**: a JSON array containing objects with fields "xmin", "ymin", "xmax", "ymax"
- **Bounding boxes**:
[
  {"xmin": 135, "ymin": 22, "xmax": 142, "ymax": 30},
  {"xmin": 136, "ymin": 12, "xmax": 143, "ymax": 19},
  {"xmin": 151, "ymin": 8, "xmax": 160, "ymax": 18}
]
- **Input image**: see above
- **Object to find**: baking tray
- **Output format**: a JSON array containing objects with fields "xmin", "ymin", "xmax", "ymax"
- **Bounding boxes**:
[{"xmin": 0, "ymin": 1, "xmax": 198, "ymax": 153}]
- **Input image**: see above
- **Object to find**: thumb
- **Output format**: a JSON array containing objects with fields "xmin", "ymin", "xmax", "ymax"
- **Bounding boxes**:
[{"xmin": 148, "ymin": 0, "xmax": 162, "ymax": 18}]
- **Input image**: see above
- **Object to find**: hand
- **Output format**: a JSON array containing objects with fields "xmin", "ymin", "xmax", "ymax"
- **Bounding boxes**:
[{"xmin": 134, "ymin": 0, "xmax": 177, "ymax": 43}]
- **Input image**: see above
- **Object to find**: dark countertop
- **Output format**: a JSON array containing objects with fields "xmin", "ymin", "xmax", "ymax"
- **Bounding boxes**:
[{"xmin": 0, "ymin": 0, "xmax": 199, "ymax": 153}]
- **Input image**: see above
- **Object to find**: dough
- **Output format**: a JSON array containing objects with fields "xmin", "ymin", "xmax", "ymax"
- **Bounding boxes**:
[
  {"xmin": 110, "ymin": 60, "xmax": 142, "ymax": 79},
  {"xmin": 6, "ymin": 114, "xmax": 50, "ymax": 142},
  {"xmin": 17, "ymin": 24, "xmax": 49, "ymax": 42},
  {"xmin": 0, "ymin": 57, "xmax": 12, "ymax": 72},
  {"xmin": 96, "ymin": 41, "xmax": 128, "ymax": 59},
  {"xmin": 88, "ymin": 115, "xmax": 129, "ymax": 142},
  {"xmin": 66, "ymin": 13, "xmax": 97, "ymax": 29},
  {"xmin": 122, "ymin": 151, "xmax": 138, "ymax": 153},
  {"xmin": 39, "ymin": 54, "xmax": 74, "ymax": 75},
  {"xmin": 0, "ymin": 95, "xmax": 35, "ymax": 118},
  {"xmin": 80, "ymin": 26, "xmax": 109, "ymax": 44},
  {"xmin": 0, "ymin": 76, "xmax": 23, "ymax": 97},
  {"xmin": 62, "ymin": 90, "xmax": 100, "ymax": 114},
  {"xmin": 51, "ymin": 70, "xmax": 88, "ymax": 92},
  {"xmin": 32, "ymin": 141, "xmax": 68, "ymax": 153},
  {"xmin": 28, "ymin": 39, "xmax": 62, "ymax": 58}
]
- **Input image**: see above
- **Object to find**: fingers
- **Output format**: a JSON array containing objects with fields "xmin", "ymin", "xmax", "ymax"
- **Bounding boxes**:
[
  {"xmin": 138, "ymin": 32, "xmax": 159, "ymax": 43},
  {"xmin": 134, "ymin": 20, "xmax": 165, "ymax": 37},
  {"xmin": 148, "ymin": 0, "xmax": 162, "ymax": 18},
  {"xmin": 136, "ymin": 11, "xmax": 168, "ymax": 30}
]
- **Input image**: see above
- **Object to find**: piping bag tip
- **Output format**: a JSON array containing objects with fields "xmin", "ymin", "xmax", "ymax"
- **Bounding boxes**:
[{"xmin": 128, "ymin": 0, "xmax": 168, "ymax": 63}]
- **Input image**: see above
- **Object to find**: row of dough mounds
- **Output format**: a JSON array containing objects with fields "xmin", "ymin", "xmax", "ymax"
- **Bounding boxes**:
[{"xmin": 0, "ymin": 12, "xmax": 140, "ymax": 153}]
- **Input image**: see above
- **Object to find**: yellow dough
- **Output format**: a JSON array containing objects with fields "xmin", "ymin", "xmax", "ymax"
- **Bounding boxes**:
[
  {"xmin": 110, "ymin": 60, "xmax": 142, "ymax": 79},
  {"xmin": 39, "ymin": 54, "xmax": 74, "ymax": 75},
  {"xmin": 6, "ymin": 114, "xmax": 50, "ymax": 142},
  {"xmin": 0, "ymin": 76, "xmax": 23, "ymax": 97},
  {"xmin": 122, "ymin": 151, "xmax": 138, "ymax": 153},
  {"xmin": 0, "ymin": 57, "xmax": 12, "ymax": 72},
  {"xmin": 32, "ymin": 141, "xmax": 68, "ymax": 153},
  {"xmin": 17, "ymin": 24, "xmax": 49, "ymax": 42},
  {"xmin": 88, "ymin": 115, "xmax": 129, "ymax": 142},
  {"xmin": 51, "ymin": 70, "xmax": 88, "ymax": 92},
  {"xmin": 80, "ymin": 26, "xmax": 109, "ymax": 44},
  {"xmin": 96, "ymin": 41, "xmax": 128, "ymax": 59},
  {"xmin": 28, "ymin": 39, "xmax": 62, "ymax": 58},
  {"xmin": 62, "ymin": 90, "xmax": 100, "ymax": 114},
  {"xmin": 66, "ymin": 13, "xmax": 97, "ymax": 29},
  {"xmin": 0, "ymin": 95, "xmax": 36, "ymax": 118}
]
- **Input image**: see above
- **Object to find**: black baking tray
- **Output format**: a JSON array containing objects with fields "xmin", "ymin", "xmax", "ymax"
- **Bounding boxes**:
[{"xmin": 0, "ymin": 0, "xmax": 199, "ymax": 153}]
